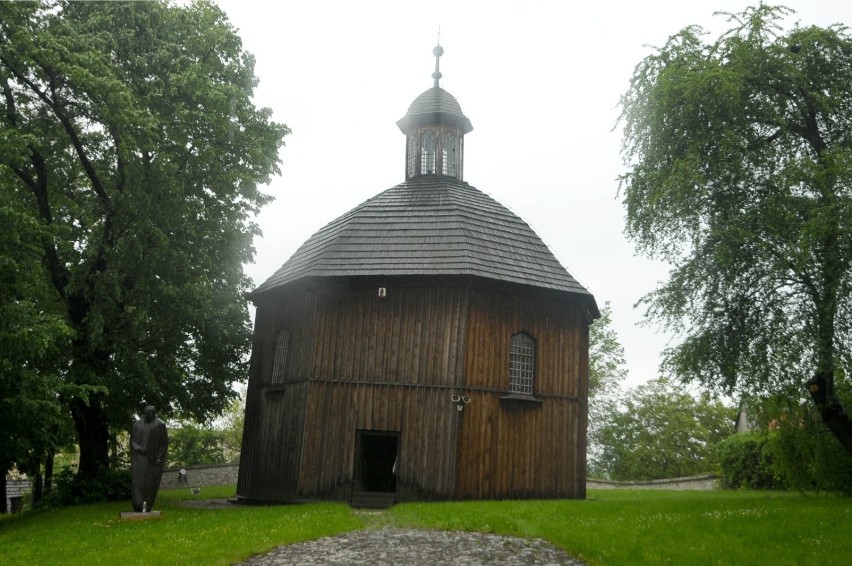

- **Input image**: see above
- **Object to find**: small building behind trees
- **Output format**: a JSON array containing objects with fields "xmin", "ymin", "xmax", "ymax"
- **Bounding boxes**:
[{"xmin": 236, "ymin": 47, "xmax": 599, "ymax": 505}]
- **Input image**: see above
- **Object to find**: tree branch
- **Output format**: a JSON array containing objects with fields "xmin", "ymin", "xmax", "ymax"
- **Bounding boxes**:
[
  {"xmin": 1, "ymin": 53, "xmax": 112, "ymax": 208},
  {"xmin": 0, "ymin": 74, "xmax": 70, "ymax": 293}
]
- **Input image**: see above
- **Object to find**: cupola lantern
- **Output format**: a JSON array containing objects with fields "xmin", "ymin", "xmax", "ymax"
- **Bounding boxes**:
[{"xmin": 397, "ymin": 45, "xmax": 472, "ymax": 181}]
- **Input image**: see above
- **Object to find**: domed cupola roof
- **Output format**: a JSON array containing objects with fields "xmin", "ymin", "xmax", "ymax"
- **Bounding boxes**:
[
  {"xmin": 396, "ymin": 45, "xmax": 473, "ymax": 134},
  {"xmin": 397, "ymin": 87, "xmax": 473, "ymax": 134}
]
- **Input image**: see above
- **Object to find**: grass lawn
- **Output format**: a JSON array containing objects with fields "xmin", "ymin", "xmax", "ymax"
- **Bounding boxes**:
[{"xmin": 1, "ymin": 487, "xmax": 850, "ymax": 565}]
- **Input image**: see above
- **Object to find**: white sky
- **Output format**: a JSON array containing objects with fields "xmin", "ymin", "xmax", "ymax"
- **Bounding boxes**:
[{"xmin": 215, "ymin": 0, "xmax": 852, "ymax": 387}]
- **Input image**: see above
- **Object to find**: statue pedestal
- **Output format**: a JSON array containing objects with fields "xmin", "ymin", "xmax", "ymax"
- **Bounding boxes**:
[{"xmin": 120, "ymin": 511, "xmax": 163, "ymax": 520}]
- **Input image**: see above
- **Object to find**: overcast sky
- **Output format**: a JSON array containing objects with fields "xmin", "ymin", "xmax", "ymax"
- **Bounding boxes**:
[{"xmin": 215, "ymin": 0, "xmax": 852, "ymax": 387}]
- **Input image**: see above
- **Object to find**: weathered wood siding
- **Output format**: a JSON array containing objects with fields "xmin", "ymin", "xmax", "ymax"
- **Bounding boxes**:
[
  {"xmin": 236, "ymin": 291, "xmax": 317, "ymax": 501},
  {"xmin": 239, "ymin": 281, "xmax": 470, "ymax": 501},
  {"xmin": 237, "ymin": 278, "xmax": 590, "ymax": 502},
  {"xmin": 309, "ymin": 284, "xmax": 468, "ymax": 385},
  {"xmin": 298, "ymin": 382, "xmax": 459, "ymax": 499},
  {"xmin": 298, "ymin": 283, "xmax": 468, "ymax": 499},
  {"xmin": 457, "ymin": 286, "xmax": 589, "ymax": 498}
]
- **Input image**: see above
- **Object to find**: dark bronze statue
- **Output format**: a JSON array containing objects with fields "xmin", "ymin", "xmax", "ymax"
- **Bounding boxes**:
[{"xmin": 130, "ymin": 405, "xmax": 168, "ymax": 512}]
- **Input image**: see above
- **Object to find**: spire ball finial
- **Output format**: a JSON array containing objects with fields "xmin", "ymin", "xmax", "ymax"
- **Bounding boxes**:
[{"xmin": 432, "ymin": 44, "xmax": 443, "ymax": 88}]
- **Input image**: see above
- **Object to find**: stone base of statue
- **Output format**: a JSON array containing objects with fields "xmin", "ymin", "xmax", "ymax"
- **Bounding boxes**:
[{"xmin": 120, "ymin": 510, "xmax": 163, "ymax": 520}]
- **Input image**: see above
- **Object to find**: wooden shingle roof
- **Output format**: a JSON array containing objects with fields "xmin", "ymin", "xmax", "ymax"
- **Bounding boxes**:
[
  {"xmin": 396, "ymin": 87, "xmax": 473, "ymax": 134},
  {"xmin": 252, "ymin": 177, "xmax": 595, "ymax": 306}
]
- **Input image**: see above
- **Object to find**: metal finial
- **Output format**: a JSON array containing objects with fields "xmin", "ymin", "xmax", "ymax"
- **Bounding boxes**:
[{"xmin": 432, "ymin": 43, "xmax": 443, "ymax": 88}]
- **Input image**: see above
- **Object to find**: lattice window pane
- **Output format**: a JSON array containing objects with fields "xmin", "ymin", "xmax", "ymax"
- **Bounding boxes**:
[
  {"xmin": 407, "ymin": 134, "xmax": 417, "ymax": 178},
  {"xmin": 271, "ymin": 329, "xmax": 289, "ymax": 384},
  {"xmin": 420, "ymin": 131, "xmax": 436, "ymax": 174},
  {"xmin": 509, "ymin": 332, "xmax": 535, "ymax": 395},
  {"xmin": 442, "ymin": 131, "xmax": 457, "ymax": 176}
]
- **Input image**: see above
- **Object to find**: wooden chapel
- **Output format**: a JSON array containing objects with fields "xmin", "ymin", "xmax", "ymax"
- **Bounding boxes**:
[{"xmin": 236, "ymin": 46, "xmax": 599, "ymax": 506}]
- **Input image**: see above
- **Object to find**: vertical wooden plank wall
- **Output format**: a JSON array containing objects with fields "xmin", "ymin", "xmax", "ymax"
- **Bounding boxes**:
[
  {"xmin": 238, "ymin": 279, "xmax": 590, "ymax": 502},
  {"xmin": 457, "ymin": 286, "xmax": 588, "ymax": 499},
  {"xmin": 298, "ymin": 284, "xmax": 469, "ymax": 499},
  {"xmin": 236, "ymin": 291, "xmax": 318, "ymax": 501}
]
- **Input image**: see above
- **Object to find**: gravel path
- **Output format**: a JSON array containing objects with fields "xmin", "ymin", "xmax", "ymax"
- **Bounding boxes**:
[
  {"xmin": 179, "ymin": 499, "xmax": 584, "ymax": 565},
  {"xmin": 236, "ymin": 526, "xmax": 584, "ymax": 565}
]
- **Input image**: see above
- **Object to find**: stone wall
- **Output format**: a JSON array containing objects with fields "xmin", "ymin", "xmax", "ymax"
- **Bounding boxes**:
[
  {"xmin": 160, "ymin": 463, "xmax": 239, "ymax": 490},
  {"xmin": 158, "ymin": 464, "xmax": 720, "ymax": 492},
  {"xmin": 586, "ymin": 474, "xmax": 720, "ymax": 491}
]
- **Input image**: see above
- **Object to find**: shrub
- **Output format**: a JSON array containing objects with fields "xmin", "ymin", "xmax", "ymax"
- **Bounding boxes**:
[
  {"xmin": 768, "ymin": 406, "xmax": 852, "ymax": 495},
  {"xmin": 168, "ymin": 424, "xmax": 227, "ymax": 467},
  {"xmin": 46, "ymin": 465, "xmax": 131, "ymax": 507},
  {"xmin": 717, "ymin": 432, "xmax": 780, "ymax": 490}
]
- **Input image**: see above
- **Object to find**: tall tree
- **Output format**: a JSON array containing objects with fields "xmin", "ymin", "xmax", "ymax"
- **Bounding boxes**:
[
  {"xmin": 588, "ymin": 302, "xmax": 628, "ymax": 398},
  {"xmin": 619, "ymin": 4, "xmax": 852, "ymax": 454},
  {"xmin": 0, "ymin": 195, "xmax": 72, "ymax": 509},
  {"xmin": 595, "ymin": 378, "xmax": 734, "ymax": 481},
  {"xmin": 0, "ymin": 0, "xmax": 288, "ymax": 481},
  {"xmin": 587, "ymin": 302, "xmax": 628, "ymax": 475}
]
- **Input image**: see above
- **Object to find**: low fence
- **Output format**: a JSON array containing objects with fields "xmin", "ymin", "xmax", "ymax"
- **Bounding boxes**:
[
  {"xmin": 160, "ymin": 463, "xmax": 239, "ymax": 490},
  {"xmin": 586, "ymin": 474, "xmax": 720, "ymax": 491}
]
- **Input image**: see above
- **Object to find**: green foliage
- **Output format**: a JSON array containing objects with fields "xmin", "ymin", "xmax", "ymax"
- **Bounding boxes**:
[
  {"xmin": 588, "ymin": 302, "xmax": 628, "ymax": 397},
  {"xmin": 45, "ymin": 465, "xmax": 131, "ymax": 507},
  {"xmin": 0, "ymin": 194, "xmax": 74, "ymax": 479},
  {"xmin": 165, "ymin": 388, "xmax": 245, "ymax": 467},
  {"xmin": 717, "ymin": 432, "xmax": 780, "ymax": 490},
  {"xmin": 719, "ymin": 399, "xmax": 852, "ymax": 493},
  {"xmin": 0, "ymin": 0, "xmax": 288, "ymax": 478},
  {"xmin": 767, "ymin": 402, "xmax": 852, "ymax": 494},
  {"xmin": 619, "ymin": 5, "xmax": 852, "ymax": 451},
  {"xmin": 168, "ymin": 423, "xmax": 227, "ymax": 467},
  {"xmin": 594, "ymin": 378, "xmax": 735, "ymax": 480},
  {"xmin": 218, "ymin": 387, "xmax": 245, "ymax": 461},
  {"xmin": 587, "ymin": 302, "xmax": 628, "ymax": 474}
]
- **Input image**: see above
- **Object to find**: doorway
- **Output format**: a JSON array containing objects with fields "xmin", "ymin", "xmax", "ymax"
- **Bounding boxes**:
[{"xmin": 354, "ymin": 430, "xmax": 399, "ymax": 494}]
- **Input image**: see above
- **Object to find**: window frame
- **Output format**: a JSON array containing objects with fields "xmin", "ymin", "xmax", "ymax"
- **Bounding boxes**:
[
  {"xmin": 508, "ymin": 331, "xmax": 536, "ymax": 396},
  {"xmin": 270, "ymin": 327, "xmax": 289, "ymax": 384}
]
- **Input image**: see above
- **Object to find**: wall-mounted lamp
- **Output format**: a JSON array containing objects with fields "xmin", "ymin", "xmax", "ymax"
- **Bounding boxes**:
[{"xmin": 451, "ymin": 394, "xmax": 471, "ymax": 412}]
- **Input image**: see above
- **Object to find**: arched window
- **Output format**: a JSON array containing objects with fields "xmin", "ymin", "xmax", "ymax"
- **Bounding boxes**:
[
  {"xmin": 271, "ymin": 328, "xmax": 289, "ymax": 384},
  {"xmin": 420, "ymin": 131, "xmax": 436, "ymax": 174},
  {"xmin": 442, "ymin": 131, "xmax": 457, "ymax": 176},
  {"xmin": 508, "ymin": 332, "xmax": 535, "ymax": 395}
]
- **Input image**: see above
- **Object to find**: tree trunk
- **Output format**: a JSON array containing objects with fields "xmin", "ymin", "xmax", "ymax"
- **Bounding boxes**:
[
  {"xmin": 807, "ymin": 371, "xmax": 852, "ymax": 456},
  {"xmin": 31, "ymin": 459, "xmax": 43, "ymax": 505},
  {"xmin": 69, "ymin": 396, "xmax": 111, "ymax": 480},
  {"xmin": 0, "ymin": 473, "xmax": 6, "ymax": 514},
  {"xmin": 44, "ymin": 449, "xmax": 55, "ymax": 497}
]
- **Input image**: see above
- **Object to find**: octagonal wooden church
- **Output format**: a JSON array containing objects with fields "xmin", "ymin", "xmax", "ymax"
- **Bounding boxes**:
[{"xmin": 237, "ymin": 46, "xmax": 599, "ymax": 506}]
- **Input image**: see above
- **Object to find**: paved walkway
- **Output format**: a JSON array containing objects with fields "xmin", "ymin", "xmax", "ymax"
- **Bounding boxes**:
[{"xmin": 236, "ymin": 526, "xmax": 584, "ymax": 565}]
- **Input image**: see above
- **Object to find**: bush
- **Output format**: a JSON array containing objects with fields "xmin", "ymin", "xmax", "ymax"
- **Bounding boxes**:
[
  {"xmin": 168, "ymin": 424, "xmax": 227, "ymax": 467},
  {"xmin": 768, "ymin": 407, "xmax": 852, "ymax": 495},
  {"xmin": 717, "ymin": 432, "xmax": 780, "ymax": 490},
  {"xmin": 46, "ymin": 465, "xmax": 131, "ymax": 507}
]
